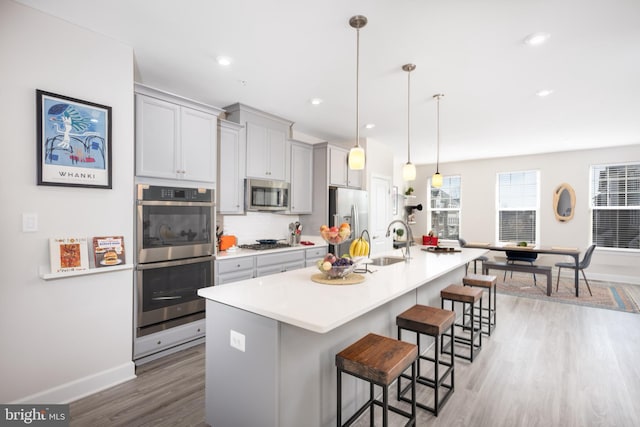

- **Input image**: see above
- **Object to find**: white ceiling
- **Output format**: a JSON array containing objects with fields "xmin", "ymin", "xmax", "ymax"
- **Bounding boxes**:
[{"xmin": 15, "ymin": 0, "xmax": 640, "ymax": 165}]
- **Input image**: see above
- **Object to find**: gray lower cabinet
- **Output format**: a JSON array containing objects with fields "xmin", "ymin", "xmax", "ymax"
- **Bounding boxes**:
[
  {"xmin": 305, "ymin": 247, "xmax": 327, "ymax": 267},
  {"xmin": 255, "ymin": 251, "xmax": 305, "ymax": 277},
  {"xmin": 216, "ymin": 256, "xmax": 255, "ymax": 285},
  {"xmin": 215, "ymin": 248, "xmax": 326, "ymax": 284}
]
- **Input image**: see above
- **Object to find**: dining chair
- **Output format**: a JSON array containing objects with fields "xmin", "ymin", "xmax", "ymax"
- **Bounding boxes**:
[
  {"xmin": 555, "ymin": 244, "xmax": 596, "ymax": 296},
  {"xmin": 458, "ymin": 238, "xmax": 488, "ymax": 273}
]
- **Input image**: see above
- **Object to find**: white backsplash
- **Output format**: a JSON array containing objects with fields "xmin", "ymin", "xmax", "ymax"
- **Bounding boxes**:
[{"xmin": 219, "ymin": 212, "xmax": 301, "ymax": 245}]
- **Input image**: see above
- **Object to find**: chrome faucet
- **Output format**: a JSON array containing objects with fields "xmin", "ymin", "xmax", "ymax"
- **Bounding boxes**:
[{"xmin": 386, "ymin": 219, "xmax": 413, "ymax": 261}]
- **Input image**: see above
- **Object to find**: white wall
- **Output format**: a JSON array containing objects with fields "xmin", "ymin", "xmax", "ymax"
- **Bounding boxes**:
[
  {"xmin": 411, "ymin": 145, "xmax": 640, "ymax": 284},
  {"xmin": 0, "ymin": 0, "xmax": 135, "ymax": 403}
]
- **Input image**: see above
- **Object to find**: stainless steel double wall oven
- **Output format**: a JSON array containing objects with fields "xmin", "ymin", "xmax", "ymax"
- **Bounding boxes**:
[{"xmin": 135, "ymin": 184, "xmax": 215, "ymax": 337}]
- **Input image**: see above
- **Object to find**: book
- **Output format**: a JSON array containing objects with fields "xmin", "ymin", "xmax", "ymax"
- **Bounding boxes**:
[
  {"xmin": 49, "ymin": 237, "xmax": 90, "ymax": 273},
  {"xmin": 92, "ymin": 236, "xmax": 125, "ymax": 268}
]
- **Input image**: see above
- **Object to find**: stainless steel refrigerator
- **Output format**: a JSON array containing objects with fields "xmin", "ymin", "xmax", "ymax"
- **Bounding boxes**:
[{"xmin": 328, "ymin": 187, "xmax": 368, "ymax": 256}]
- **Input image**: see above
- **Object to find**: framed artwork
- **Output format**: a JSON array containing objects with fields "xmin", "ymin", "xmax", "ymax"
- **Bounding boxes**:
[
  {"xmin": 37, "ymin": 90, "xmax": 112, "ymax": 188},
  {"xmin": 392, "ymin": 186, "xmax": 398, "ymax": 215}
]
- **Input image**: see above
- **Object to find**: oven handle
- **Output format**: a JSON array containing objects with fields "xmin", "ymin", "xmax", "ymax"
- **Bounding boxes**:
[
  {"xmin": 152, "ymin": 296, "xmax": 183, "ymax": 301},
  {"xmin": 136, "ymin": 256, "xmax": 213, "ymax": 270},
  {"xmin": 137, "ymin": 200, "xmax": 214, "ymax": 207}
]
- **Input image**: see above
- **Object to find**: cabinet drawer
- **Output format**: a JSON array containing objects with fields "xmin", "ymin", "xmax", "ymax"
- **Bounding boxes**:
[
  {"xmin": 216, "ymin": 257, "xmax": 254, "ymax": 273},
  {"xmin": 305, "ymin": 247, "xmax": 327, "ymax": 260},
  {"xmin": 256, "ymin": 260, "xmax": 306, "ymax": 277},
  {"xmin": 217, "ymin": 269, "xmax": 255, "ymax": 285},
  {"xmin": 255, "ymin": 264, "xmax": 284, "ymax": 277},
  {"xmin": 283, "ymin": 260, "xmax": 305, "ymax": 271},
  {"xmin": 134, "ymin": 319, "xmax": 205, "ymax": 359},
  {"xmin": 255, "ymin": 250, "xmax": 304, "ymax": 267}
]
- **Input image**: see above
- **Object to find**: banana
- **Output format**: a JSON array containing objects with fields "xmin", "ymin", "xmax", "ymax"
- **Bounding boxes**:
[
  {"xmin": 361, "ymin": 239, "xmax": 369, "ymax": 256},
  {"xmin": 349, "ymin": 239, "xmax": 359, "ymax": 258},
  {"xmin": 348, "ymin": 238, "xmax": 369, "ymax": 257}
]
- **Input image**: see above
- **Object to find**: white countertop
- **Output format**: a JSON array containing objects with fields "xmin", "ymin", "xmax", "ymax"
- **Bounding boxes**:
[
  {"xmin": 215, "ymin": 235, "xmax": 328, "ymax": 259},
  {"xmin": 198, "ymin": 247, "xmax": 488, "ymax": 333}
]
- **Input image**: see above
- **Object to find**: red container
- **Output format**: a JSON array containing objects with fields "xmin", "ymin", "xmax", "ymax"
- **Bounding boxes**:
[{"xmin": 422, "ymin": 236, "xmax": 438, "ymax": 246}]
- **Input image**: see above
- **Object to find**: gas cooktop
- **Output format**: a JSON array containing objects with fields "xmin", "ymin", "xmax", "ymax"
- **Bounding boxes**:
[{"xmin": 239, "ymin": 243, "xmax": 291, "ymax": 251}]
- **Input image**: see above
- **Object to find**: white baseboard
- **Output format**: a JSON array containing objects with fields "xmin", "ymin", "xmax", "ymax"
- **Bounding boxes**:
[
  {"xmin": 584, "ymin": 272, "xmax": 640, "ymax": 286},
  {"xmin": 11, "ymin": 361, "xmax": 136, "ymax": 404},
  {"xmin": 557, "ymin": 271, "xmax": 640, "ymax": 286}
]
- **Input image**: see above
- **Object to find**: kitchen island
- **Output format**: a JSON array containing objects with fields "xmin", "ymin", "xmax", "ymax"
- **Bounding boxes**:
[{"xmin": 197, "ymin": 247, "xmax": 488, "ymax": 427}]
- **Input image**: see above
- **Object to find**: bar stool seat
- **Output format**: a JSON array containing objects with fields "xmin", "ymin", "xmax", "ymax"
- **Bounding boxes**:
[
  {"xmin": 440, "ymin": 284, "xmax": 483, "ymax": 362},
  {"xmin": 463, "ymin": 274, "xmax": 498, "ymax": 336},
  {"xmin": 336, "ymin": 333, "xmax": 418, "ymax": 427},
  {"xmin": 396, "ymin": 305, "xmax": 455, "ymax": 416}
]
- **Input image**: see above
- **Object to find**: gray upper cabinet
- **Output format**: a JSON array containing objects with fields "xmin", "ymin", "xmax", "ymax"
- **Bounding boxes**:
[
  {"xmin": 135, "ymin": 84, "xmax": 223, "ymax": 184},
  {"xmin": 224, "ymin": 103, "xmax": 293, "ymax": 183},
  {"xmin": 218, "ymin": 120, "xmax": 244, "ymax": 214},
  {"xmin": 246, "ymin": 123, "xmax": 287, "ymax": 180},
  {"xmin": 290, "ymin": 141, "xmax": 313, "ymax": 213},
  {"xmin": 328, "ymin": 145, "xmax": 363, "ymax": 189}
]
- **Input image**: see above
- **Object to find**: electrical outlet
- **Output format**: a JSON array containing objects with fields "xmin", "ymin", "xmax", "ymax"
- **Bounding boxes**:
[{"xmin": 230, "ymin": 330, "xmax": 245, "ymax": 352}]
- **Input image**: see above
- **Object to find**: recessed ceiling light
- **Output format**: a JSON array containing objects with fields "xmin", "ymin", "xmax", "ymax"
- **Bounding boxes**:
[
  {"xmin": 524, "ymin": 32, "xmax": 550, "ymax": 46},
  {"xmin": 536, "ymin": 89, "xmax": 554, "ymax": 97},
  {"xmin": 216, "ymin": 56, "xmax": 232, "ymax": 66},
  {"xmin": 310, "ymin": 98, "xmax": 323, "ymax": 106},
  {"xmin": 365, "ymin": 123, "xmax": 375, "ymax": 129}
]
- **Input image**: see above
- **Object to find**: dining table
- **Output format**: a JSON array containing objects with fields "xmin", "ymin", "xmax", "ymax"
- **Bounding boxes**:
[{"xmin": 463, "ymin": 242, "xmax": 583, "ymax": 297}]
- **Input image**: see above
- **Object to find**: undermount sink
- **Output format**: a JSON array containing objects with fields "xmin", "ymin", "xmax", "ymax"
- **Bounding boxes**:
[{"xmin": 369, "ymin": 256, "xmax": 406, "ymax": 266}]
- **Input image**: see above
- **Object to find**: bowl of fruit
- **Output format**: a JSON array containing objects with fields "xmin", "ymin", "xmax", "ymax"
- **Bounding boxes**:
[
  {"xmin": 316, "ymin": 253, "xmax": 356, "ymax": 279},
  {"xmin": 319, "ymin": 223, "xmax": 351, "ymax": 245}
]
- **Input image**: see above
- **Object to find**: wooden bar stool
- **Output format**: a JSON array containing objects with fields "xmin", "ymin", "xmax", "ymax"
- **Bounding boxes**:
[
  {"xmin": 396, "ymin": 305, "xmax": 455, "ymax": 416},
  {"xmin": 463, "ymin": 274, "xmax": 498, "ymax": 336},
  {"xmin": 440, "ymin": 285, "xmax": 483, "ymax": 362},
  {"xmin": 336, "ymin": 333, "xmax": 418, "ymax": 427}
]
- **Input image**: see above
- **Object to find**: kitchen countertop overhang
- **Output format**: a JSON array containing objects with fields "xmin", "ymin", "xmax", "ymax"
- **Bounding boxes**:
[{"xmin": 199, "ymin": 247, "xmax": 489, "ymax": 333}]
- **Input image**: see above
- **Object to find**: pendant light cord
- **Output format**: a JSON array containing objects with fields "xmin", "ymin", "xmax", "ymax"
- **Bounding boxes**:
[
  {"xmin": 434, "ymin": 94, "xmax": 443, "ymax": 173},
  {"xmin": 407, "ymin": 69, "xmax": 411, "ymax": 163},
  {"xmin": 355, "ymin": 27, "xmax": 360, "ymax": 148},
  {"xmin": 436, "ymin": 95, "xmax": 440, "ymax": 172}
]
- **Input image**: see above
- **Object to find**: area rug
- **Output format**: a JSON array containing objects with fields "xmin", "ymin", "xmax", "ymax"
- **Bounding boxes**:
[{"xmin": 494, "ymin": 271, "xmax": 640, "ymax": 314}]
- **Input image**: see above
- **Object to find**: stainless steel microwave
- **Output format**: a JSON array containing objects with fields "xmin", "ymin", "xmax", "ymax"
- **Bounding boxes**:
[{"xmin": 245, "ymin": 179, "xmax": 289, "ymax": 211}]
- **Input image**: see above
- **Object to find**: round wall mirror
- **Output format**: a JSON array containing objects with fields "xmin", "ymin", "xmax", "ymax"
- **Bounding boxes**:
[{"xmin": 553, "ymin": 183, "xmax": 576, "ymax": 222}]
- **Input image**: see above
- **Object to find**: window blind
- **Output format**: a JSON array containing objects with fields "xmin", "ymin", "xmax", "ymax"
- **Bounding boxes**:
[
  {"xmin": 590, "ymin": 163, "xmax": 640, "ymax": 249},
  {"xmin": 497, "ymin": 170, "xmax": 539, "ymax": 243}
]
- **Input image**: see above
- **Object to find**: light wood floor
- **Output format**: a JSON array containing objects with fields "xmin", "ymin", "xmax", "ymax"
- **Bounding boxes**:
[{"xmin": 70, "ymin": 293, "xmax": 640, "ymax": 427}]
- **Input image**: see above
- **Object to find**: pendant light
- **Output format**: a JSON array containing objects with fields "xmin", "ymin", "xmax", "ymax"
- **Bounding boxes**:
[
  {"xmin": 402, "ymin": 64, "xmax": 417, "ymax": 181},
  {"xmin": 431, "ymin": 93, "xmax": 445, "ymax": 188},
  {"xmin": 348, "ymin": 15, "xmax": 367, "ymax": 170}
]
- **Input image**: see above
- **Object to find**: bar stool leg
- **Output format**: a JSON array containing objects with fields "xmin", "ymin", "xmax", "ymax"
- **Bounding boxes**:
[
  {"xmin": 434, "ymin": 333, "xmax": 440, "ymax": 416},
  {"xmin": 337, "ymin": 369, "xmax": 342, "ymax": 426},
  {"xmin": 370, "ymin": 382, "xmax": 375, "ymax": 427}
]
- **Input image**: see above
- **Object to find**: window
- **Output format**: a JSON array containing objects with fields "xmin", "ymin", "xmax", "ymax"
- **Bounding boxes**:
[
  {"xmin": 428, "ymin": 175, "xmax": 461, "ymax": 240},
  {"xmin": 497, "ymin": 170, "xmax": 539, "ymax": 244},
  {"xmin": 590, "ymin": 163, "xmax": 640, "ymax": 250}
]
